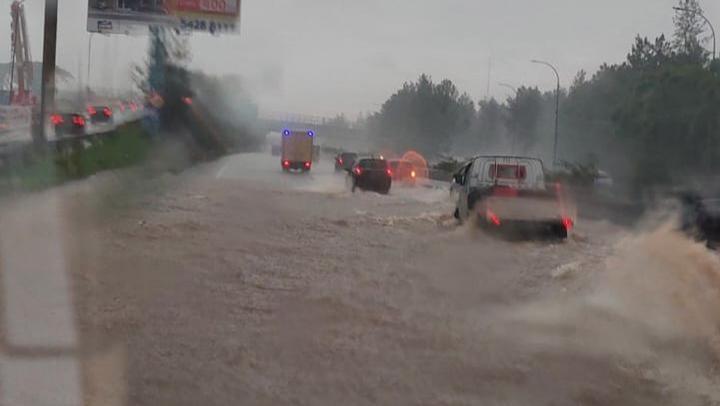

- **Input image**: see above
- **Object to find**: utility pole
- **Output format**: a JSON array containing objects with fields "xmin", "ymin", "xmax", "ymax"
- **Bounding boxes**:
[
  {"xmin": 531, "ymin": 59, "xmax": 560, "ymax": 168},
  {"xmin": 38, "ymin": 0, "xmax": 58, "ymax": 144},
  {"xmin": 8, "ymin": 3, "xmax": 19, "ymax": 105}
]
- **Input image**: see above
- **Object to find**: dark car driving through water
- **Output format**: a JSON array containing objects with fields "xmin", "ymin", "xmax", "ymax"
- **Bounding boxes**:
[
  {"xmin": 680, "ymin": 192, "xmax": 720, "ymax": 249},
  {"xmin": 348, "ymin": 157, "xmax": 392, "ymax": 194},
  {"xmin": 335, "ymin": 152, "xmax": 358, "ymax": 172},
  {"xmin": 388, "ymin": 159, "xmax": 417, "ymax": 186}
]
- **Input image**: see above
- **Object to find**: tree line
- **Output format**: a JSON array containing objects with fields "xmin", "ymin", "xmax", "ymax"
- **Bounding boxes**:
[{"xmin": 358, "ymin": 0, "xmax": 720, "ymax": 189}]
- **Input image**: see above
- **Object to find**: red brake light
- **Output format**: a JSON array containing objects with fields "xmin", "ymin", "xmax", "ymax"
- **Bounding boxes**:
[
  {"xmin": 487, "ymin": 209, "xmax": 501, "ymax": 226},
  {"xmin": 338, "ymin": 158, "xmax": 343, "ymax": 165},
  {"xmin": 283, "ymin": 160, "xmax": 290, "ymax": 168},
  {"xmin": 87, "ymin": 106, "xmax": 96, "ymax": 115},
  {"xmin": 386, "ymin": 169, "xmax": 393, "ymax": 177},
  {"xmin": 304, "ymin": 162, "xmax": 311, "ymax": 168},
  {"xmin": 72, "ymin": 115, "xmax": 85, "ymax": 126},
  {"xmin": 562, "ymin": 217, "xmax": 574, "ymax": 231},
  {"xmin": 182, "ymin": 96, "xmax": 193, "ymax": 105},
  {"xmin": 50, "ymin": 114, "xmax": 64, "ymax": 125},
  {"xmin": 103, "ymin": 107, "xmax": 112, "ymax": 117},
  {"xmin": 354, "ymin": 167, "xmax": 362, "ymax": 176}
]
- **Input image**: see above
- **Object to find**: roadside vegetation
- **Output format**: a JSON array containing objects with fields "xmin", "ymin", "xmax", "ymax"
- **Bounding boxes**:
[
  {"xmin": 338, "ymin": 0, "xmax": 719, "ymax": 192},
  {"xmin": 0, "ymin": 123, "xmax": 152, "ymax": 191}
]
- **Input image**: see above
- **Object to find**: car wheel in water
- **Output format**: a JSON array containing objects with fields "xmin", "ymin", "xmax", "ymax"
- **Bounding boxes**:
[{"xmin": 553, "ymin": 223, "xmax": 568, "ymax": 240}]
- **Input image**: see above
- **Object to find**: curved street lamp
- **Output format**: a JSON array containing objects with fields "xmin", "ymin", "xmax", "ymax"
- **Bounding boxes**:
[
  {"xmin": 673, "ymin": 6, "xmax": 716, "ymax": 61},
  {"xmin": 531, "ymin": 59, "xmax": 560, "ymax": 168},
  {"xmin": 498, "ymin": 82, "xmax": 517, "ymax": 95}
]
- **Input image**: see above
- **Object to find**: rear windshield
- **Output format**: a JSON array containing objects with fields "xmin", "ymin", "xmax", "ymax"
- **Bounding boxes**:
[
  {"xmin": 489, "ymin": 164, "xmax": 527, "ymax": 180},
  {"xmin": 359, "ymin": 159, "xmax": 388, "ymax": 170},
  {"xmin": 341, "ymin": 153, "xmax": 357, "ymax": 161}
]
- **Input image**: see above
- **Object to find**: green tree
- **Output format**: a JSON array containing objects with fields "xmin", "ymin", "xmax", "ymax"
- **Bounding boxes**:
[
  {"xmin": 627, "ymin": 35, "xmax": 674, "ymax": 70},
  {"xmin": 476, "ymin": 98, "xmax": 507, "ymax": 151},
  {"xmin": 370, "ymin": 74, "xmax": 475, "ymax": 157},
  {"xmin": 672, "ymin": 0, "xmax": 709, "ymax": 64},
  {"xmin": 505, "ymin": 86, "xmax": 543, "ymax": 153}
]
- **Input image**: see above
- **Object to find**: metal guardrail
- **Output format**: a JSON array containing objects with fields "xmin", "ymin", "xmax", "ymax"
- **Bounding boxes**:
[
  {"xmin": 0, "ymin": 104, "xmax": 149, "ymax": 163},
  {"xmin": 0, "ymin": 106, "xmax": 32, "ymax": 134}
]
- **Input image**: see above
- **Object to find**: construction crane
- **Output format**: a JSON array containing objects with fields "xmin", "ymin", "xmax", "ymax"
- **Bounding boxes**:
[{"xmin": 9, "ymin": 0, "xmax": 34, "ymax": 105}]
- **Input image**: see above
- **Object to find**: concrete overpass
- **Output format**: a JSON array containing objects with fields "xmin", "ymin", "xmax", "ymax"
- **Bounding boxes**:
[{"xmin": 257, "ymin": 111, "xmax": 366, "ymax": 150}]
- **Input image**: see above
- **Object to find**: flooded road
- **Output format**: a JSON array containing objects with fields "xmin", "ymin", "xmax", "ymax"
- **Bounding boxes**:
[{"xmin": 3, "ymin": 152, "xmax": 720, "ymax": 405}]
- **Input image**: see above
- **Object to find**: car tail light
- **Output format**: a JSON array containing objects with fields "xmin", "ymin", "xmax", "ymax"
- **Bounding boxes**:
[
  {"xmin": 182, "ymin": 96, "xmax": 193, "ymax": 105},
  {"xmin": 304, "ymin": 162, "xmax": 311, "ymax": 169},
  {"xmin": 103, "ymin": 107, "xmax": 112, "ymax": 117},
  {"xmin": 338, "ymin": 158, "xmax": 343, "ymax": 165},
  {"xmin": 386, "ymin": 169, "xmax": 393, "ymax": 177},
  {"xmin": 50, "ymin": 114, "xmax": 64, "ymax": 125},
  {"xmin": 354, "ymin": 167, "xmax": 362, "ymax": 176},
  {"xmin": 487, "ymin": 209, "xmax": 501, "ymax": 226},
  {"xmin": 411, "ymin": 170, "xmax": 416, "ymax": 178},
  {"xmin": 72, "ymin": 115, "xmax": 85, "ymax": 126},
  {"xmin": 87, "ymin": 106, "xmax": 97, "ymax": 115},
  {"xmin": 562, "ymin": 217, "xmax": 574, "ymax": 231},
  {"xmin": 283, "ymin": 160, "xmax": 290, "ymax": 168}
]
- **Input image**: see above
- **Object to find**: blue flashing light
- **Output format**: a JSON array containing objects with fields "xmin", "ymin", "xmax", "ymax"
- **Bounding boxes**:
[
  {"xmin": 282, "ymin": 129, "xmax": 291, "ymax": 136},
  {"xmin": 307, "ymin": 130, "xmax": 315, "ymax": 137}
]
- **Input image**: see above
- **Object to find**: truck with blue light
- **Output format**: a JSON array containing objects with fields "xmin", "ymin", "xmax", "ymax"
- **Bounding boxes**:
[{"xmin": 281, "ymin": 129, "xmax": 315, "ymax": 172}]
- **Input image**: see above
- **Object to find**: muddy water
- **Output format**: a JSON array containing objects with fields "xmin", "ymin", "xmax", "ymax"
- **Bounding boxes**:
[
  {"xmin": 146, "ymin": 155, "xmax": 720, "ymax": 404},
  {"xmin": 7, "ymin": 152, "xmax": 718, "ymax": 405}
]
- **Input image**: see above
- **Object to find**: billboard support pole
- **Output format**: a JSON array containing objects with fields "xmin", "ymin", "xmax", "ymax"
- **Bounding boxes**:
[{"xmin": 38, "ymin": 0, "xmax": 58, "ymax": 144}]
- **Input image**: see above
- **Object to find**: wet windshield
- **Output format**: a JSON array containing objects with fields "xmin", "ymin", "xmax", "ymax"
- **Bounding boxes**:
[
  {"xmin": 359, "ymin": 159, "xmax": 388, "ymax": 170},
  {"xmin": 1, "ymin": 0, "xmax": 720, "ymax": 404}
]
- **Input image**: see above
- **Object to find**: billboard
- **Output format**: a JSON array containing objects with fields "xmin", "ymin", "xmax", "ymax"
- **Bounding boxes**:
[{"xmin": 87, "ymin": 0, "xmax": 240, "ymax": 34}]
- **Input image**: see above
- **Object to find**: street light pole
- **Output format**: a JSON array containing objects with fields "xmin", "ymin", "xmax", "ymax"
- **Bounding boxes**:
[
  {"xmin": 531, "ymin": 59, "xmax": 560, "ymax": 168},
  {"xmin": 674, "ymin": 6, "xmax": 716, "ymax": 61},
  {"xmin": 87, "ymin": 33, "xmax": 94, "ymax": 94},
  {"xmin": 498, "ymin": 82, "xmax": 517, "ymax": 96}
]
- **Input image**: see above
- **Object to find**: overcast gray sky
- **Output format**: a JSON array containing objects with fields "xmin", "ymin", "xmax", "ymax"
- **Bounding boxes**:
[{"xmin": 2, "ymin": 0, "xmax": 718, "ymax": 117}]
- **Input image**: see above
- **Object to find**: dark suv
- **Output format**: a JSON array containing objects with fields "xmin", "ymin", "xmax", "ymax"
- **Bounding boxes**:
[
  {"xmin": 349, "ymin": 158, "xmax": 392, "ymax": 194},
  {"xmin": 335, "ymin": 152, "xmax": 358, "ymax": 172}
]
